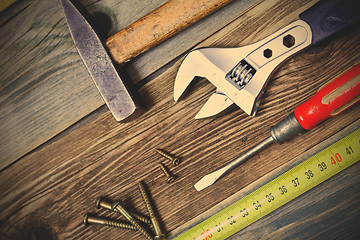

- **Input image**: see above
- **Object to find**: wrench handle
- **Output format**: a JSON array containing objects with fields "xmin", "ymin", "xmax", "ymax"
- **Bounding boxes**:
[
  {"xmin": 294, "ymin": 63, "xmax": 360, "ymax": 130},
  {"xmin": 299, "ymin": 0, "xmax": 360, "ymax": 45}
]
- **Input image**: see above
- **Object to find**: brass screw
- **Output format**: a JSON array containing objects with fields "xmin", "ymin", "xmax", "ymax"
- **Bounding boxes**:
[
  {"xmin": 159, "ymin": 163, "xmax": 175, "ymax": 183},
  {"xmin": 156, "ymin": 148, "xmax": 180, "ymax": 165},
  {"xmin": 139, "ymin": 181, "xmax": 165, "ymax": 240},
  {"xmin": 95, "ymin": 197, "xmax": 151, "ymax": 225},
  {"xmin": 112, "ymin": 201, "xmax": 154, "ymax": 240},
  {"xmin": 83, "ymin": 213, "xmax": 137, "ymax": 231}
]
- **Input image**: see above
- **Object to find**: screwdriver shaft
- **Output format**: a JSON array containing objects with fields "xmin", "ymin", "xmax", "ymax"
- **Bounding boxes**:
[
  {"xmin": 225, "ymin": 136, "xmax": 275, "ymax": 172},
  {"xmin": 194, "ymin": 136, "xmax": 275, "ymax": 191}
]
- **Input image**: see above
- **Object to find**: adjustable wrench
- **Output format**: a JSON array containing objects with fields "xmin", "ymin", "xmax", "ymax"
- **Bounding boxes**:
[{"xmin": 174, "ymin": 0, "xmax": 360, "ymax": 119}]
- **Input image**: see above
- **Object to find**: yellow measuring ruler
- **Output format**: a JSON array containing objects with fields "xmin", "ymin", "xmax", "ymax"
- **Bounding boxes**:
[{"xmin": 174, "ymin": 127, "xmax": 360, "ymax": 240}]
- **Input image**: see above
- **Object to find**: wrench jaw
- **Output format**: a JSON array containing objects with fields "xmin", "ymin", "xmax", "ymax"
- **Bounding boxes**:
[
  {"xmin": 174, "ymin": 47, "xmax": 250, "ymax": 118},
  {"xmin": 174, "ymin": 50, "xmax": 204, "ymax": 102},
  {"xmin": 174, "ymin": 20, "xmax": 313, "ymax": 119},
  {"xmin": 194, "ymin": 92, "xmax": 233, "ymax": 119},
  {"xmin": 174, "ymin": 48, "xmax": 242, "ymax": 102}
]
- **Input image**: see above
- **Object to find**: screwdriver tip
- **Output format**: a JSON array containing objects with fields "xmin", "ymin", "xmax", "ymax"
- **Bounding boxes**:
[
  {"xmin": 194, "ymin": 171, "xmax": 221, "ymax": 191},
  {"xmin": 194, "ymin": 181, "xmax": 208, "ymax": 191}
]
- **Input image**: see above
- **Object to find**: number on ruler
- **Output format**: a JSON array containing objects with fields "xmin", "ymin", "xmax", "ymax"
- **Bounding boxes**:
[
  {"xmin": 200, "ymin": 229, "xmax": 212, "ymax": 240},
  {"xmin": 331, "ymin": 153, "xmax": 342, "ymax": 165},
  {"xmin": 228, "ymin": 216, "xmax": 236, "ymax": 225},
  {"xmin": 266, "ymin": 193, "xmax": 274, "ymax": 202},
  {"xmin": 318, "ymin": 162, "xmax": 327, "ymax": 171},
  {"xmin": 240, "ymin": 208, "xmax": 249, "ymax": 218},
  {"xmin": 216, "ymin": 224, "xmax": 223, "ymax": 233},
  {"xmin": 292, "ymin": 177, "xmax": 300, "ymax": 187},
  {"xmin": 346, "ymin": 146, "xmax": 354, "ymax": 155},
  {"xmin": 253, "ymin": 201, "xmax": 261, "ymax": 210},
  {"xmin": 305, "ymin": 170, "xmax": 314, "ymax": 179},
  {"xmin": 279, "ymin": 185, "xmax": 287, "ymax": 195}
]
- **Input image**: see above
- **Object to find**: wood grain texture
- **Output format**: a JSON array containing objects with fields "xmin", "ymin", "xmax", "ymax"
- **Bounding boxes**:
[
  {"xmin": 0, "ymin": 6, "xmax": 360, "ymax": 240},
  {"xmin": 0, "ymin": 0, "xmax": 104, "ymax": 169},
  {"xmin": 0, "ymin": 0, "xmax": 359, "ymax": 239},
  {"xmin": 169, "ymin": 122, "xmax": 360, "ymax": 239},
  {"xmin": 0, "ymin": 0, "xmax": 259, "ymax": 169},
  {"xmin": 106, "ymin": 0, "xmax": 235, "ymax": 63}
]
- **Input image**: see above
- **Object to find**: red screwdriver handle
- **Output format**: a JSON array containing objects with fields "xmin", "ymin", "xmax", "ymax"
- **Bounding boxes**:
[{"xmin": 294, "ymin": 63, "xmax": 360, "ymax": 130}]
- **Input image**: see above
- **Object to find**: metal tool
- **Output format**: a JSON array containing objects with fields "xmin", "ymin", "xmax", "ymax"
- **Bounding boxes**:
[
  {"xmin": 95, "ymin": 197, "xmax": 151, "ymax": 224},
  {"xmin": 174, "ymin": 0, "xmax": 360, "ymax": 119},
  {"xmin": 83, "ymin": 213, "xmax": 137, "ymax": 231},
  {"xmin": 112, "ymin": 201, "xmax": 154, "ymax": 240},
  {"xmin": 175, "ymin": 127, "xmax": 360, "ymax": 239},
  {"xmin": 61, "ymin": 0, "xmax": 236, "ymax": 121},
  {"xmin": 194, "ymin": 63, "xmax": 360, "ymax": 191},
  {"xmin": 156, "ymin": 148, "xmax": 181, "ymax": 165},
  {"xmin": 61, "ymin": 0, "xmax": 137, "ymax": 121},
  {"xmin": 139, "ymin": 181, "xmax": 165, "ymax": 240},
  {"xmin": 159, "ymin": 163, "xmax": 176, "ymax": 183}
]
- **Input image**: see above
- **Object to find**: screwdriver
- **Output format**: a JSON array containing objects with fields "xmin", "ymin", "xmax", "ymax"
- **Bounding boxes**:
[{"xmin": 194, "ymin": 63, "xmax": 360, "ymax": 191}]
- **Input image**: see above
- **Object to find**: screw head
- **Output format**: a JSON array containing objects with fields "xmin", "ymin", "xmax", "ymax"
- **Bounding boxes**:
[
  {"xmin": 95, "ymin": 197, "xmax": 101, "ymax": 209},
  {"xmin": 172, "ymin": 157, "xmax": 180, "ymax": 165},
  {"xmin": 95, "ymin": 197, "xmax": 114, "ymax": 210},
  {"xmin": 154, "ymin": 234, "xmax": 166, "ymax": 240},
  {"xmin": 83, "ymin": 213, "xmax": 90, "ymax": 226},
  {"xmin": 167, "ymin": 176, "xmax": 175, "ymax": 183}
]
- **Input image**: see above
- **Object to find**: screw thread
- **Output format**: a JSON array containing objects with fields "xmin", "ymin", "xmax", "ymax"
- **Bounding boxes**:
[
  {"xmin": 83, "ymin": 213, "xmax": 136, "ymax": 231},
  {"xmin": 159, "ymin": 163, "xmax": 175, "ymax": 183},
  {"xmin": 114, "ymin": 202, "xmax": 154, "ymax": 240},
  {"xmin": 104, "ymin": 219, "xmax": 137, "ymax": 231},
  {"xmin": 139, "ymin": 181, "xmax": 164, "ymax": 239},
  {"xmin": 156, "ymin": 149, "xmax": 180, "ymax": 165},
  {"xmin": 96, "ymin": 197, "xmax": 151, "ymax": 225}
]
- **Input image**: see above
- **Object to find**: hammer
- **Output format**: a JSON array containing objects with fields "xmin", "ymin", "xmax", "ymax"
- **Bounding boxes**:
[{"xmin": 61, "ymin": 0, "xmax": 235, "ymax": 121}]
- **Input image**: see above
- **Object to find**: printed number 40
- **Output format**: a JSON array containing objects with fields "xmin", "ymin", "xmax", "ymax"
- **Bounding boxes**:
[
  {"xmin": 331, "ymin": 153, "xmax": 342, "ymax": 165},
  {"xmin": 200, "ymin": 229, "xmax": 212, "ymax": 240}
]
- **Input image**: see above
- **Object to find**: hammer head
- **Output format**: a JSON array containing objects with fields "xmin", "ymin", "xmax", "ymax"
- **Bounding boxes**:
[{"xmin": 61, "ymin": 0, "xmax": 138, "ymax": 121}]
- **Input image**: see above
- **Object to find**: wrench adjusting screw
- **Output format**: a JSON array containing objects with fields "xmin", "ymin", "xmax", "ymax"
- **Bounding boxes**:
[{"xmin": 156, "ymin": 148, "xmax": 180, "ymax": 165}]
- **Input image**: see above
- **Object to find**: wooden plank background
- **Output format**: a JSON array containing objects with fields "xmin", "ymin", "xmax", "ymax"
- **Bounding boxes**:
[
  {"xmin": 0, "ymin": 0, "xmax": 360, "ymax": 239},
  {"xmin": 0, "ymin": 0, "xmax": 260, "ymax": 169},
  {"xmin": 170, "ymin": 121, "xmax": 360, "ymax": 239}
]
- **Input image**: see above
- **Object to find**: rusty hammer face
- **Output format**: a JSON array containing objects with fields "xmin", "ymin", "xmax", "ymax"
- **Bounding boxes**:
[
  {"xmin": 60, "ymin": 0, "xmax": 236, "ymax": 121},
  {"xmin": 61, "ymin": 0, "xmax": 137, "ymax": 121}
]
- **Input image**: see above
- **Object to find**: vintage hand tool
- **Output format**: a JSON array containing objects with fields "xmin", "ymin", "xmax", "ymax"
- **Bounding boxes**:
[
  {"xmin": 194, "ymin": 63, "xmax": 360, "ymax": 191},
  {"xmin": 174, "ymin": 0, "xmax": 360, "ymax": 119},
  {"xmin": 60, "ymin": 0, "xmax": 235, "ymax": 121}
]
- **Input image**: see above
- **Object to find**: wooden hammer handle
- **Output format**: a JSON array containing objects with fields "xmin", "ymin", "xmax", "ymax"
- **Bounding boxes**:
[{"xmin": 105, "ymin": 0, "xmax": 234, "ymax": 64}]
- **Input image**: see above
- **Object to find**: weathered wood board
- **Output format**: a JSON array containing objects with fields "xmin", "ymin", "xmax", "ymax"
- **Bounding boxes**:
[
  {"xmin": 0, "ymin": 0, "xmax": 260, "ymax": 169},
  {"xmin": 0, "ymin": 0, "xmax": 359, "ymax": 239},
  {"xmin": 170, "ymin": 121, "xmax": 360, "ymax": 239}
]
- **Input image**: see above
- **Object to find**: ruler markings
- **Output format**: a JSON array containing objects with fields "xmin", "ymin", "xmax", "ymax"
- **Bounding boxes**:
[{"xmin": 174, "ymin": 128, "xmax": 360, "ymax": 240}]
